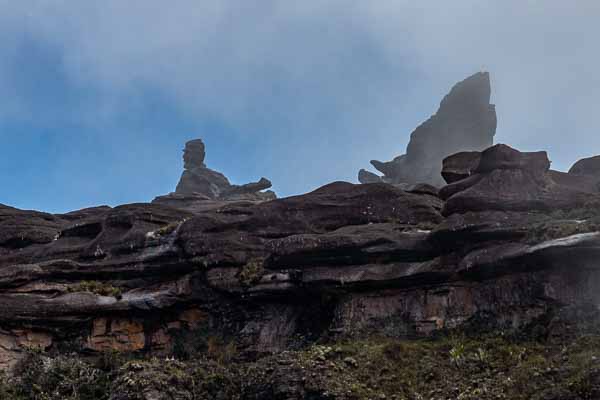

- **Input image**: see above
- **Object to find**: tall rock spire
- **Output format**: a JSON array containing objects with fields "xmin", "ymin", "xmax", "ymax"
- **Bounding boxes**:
[{"xmin": 359, "ymin": 72, "xmax": 497, "ymax": 187}]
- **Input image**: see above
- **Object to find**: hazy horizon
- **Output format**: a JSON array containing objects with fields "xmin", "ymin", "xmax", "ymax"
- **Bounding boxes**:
[{"xmin": 1, "ymin": 1, "xmax": 599, "ymax": 213}]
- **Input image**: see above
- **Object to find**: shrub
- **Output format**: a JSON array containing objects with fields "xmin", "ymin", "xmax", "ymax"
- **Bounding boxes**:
[
  {"xmin": 238, "ymin": 258, "xmax": 264, "ymax": 287},
  {"xmin": 12, "ymin": 352, "xmax": 112, "ymax": 400},
  {"xmin": 68, "ymin": 281, "xmax": 122, "ymax": 299}
]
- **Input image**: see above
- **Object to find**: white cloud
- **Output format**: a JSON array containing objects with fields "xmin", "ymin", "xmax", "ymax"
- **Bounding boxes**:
[{"xmin": 1, "ymin": 0, "xmax": 599, "ymax": 196}]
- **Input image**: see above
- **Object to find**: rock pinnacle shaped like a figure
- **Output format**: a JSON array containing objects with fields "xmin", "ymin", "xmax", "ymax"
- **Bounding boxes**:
[{"xmin": 155, "ymin": 138, "xmax": 276, "ymax": 207}]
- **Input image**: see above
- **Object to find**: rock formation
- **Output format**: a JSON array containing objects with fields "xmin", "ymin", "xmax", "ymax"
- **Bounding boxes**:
[
  {"xmin": 2, "ymin": 143, "xmax": 600, "ymax": 398},
  {"xmin": 569, "ymin": 154, "xmax": 600, "ymax": 176},
  {"xmin": 0, "ymin": 141, "xmax": 600, "ymax": 365},
  {"xmin": 441, "ymin": 151, "xmax": 482, "ymax": 183},
  {"xmin": 154, "ymin": 138, "xmax": 276, "ymax": 207},
  {"xmin": 359, "ymin": 72, "xmax": 497, "ymax": 187}
]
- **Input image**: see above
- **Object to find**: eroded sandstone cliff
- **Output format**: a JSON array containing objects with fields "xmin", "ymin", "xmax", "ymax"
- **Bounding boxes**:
[{"xmin": 1, "ymin": 143, "xmax": 600, "ymax": 399}]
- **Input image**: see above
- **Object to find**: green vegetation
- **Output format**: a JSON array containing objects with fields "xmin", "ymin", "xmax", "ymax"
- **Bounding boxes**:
[
  {"xmin": 525, "ymin": 199, "xmax": 600, "ymax": 243},
  {"xmin": 244, "ymin": 333, "xmax": 600, "ymax": 399},
  {"xmin": 547, "ymin": 200, "xmax": 600, "ymax": 221},
  {"xmin": 68, "ymin": 280, "xmax": 123, "ymax": 299},
  {"xmin": 111, "ymin": 358, "xmax": 240, "ymax": 400},
  {"xmin": 1, "ymin": 352, "xmax": 114, "ymax": 400},
  {"xmin": 2, "ymin": 332, "xmax": 600, "ymax": 399},
  {"xmin": 153, "ymin": 221, "xmax": 185, "ymax": 237},
  {"xmin": 238, "ymin": 258, "xmax": 265, "ymax": 287},
  {"xmin": 526, "ymin": 216, "xmax": 600, "ymax": 244}
]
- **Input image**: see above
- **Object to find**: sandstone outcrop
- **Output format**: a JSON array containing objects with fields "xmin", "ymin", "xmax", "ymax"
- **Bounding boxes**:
[
  {"xmin": 441, "ymin": 151, "xmax": 482, "ymax": 183},
  {"xmin": 357, "ymin": 169, "xmax": 382, "ymax": 184},
  {"xmin": 2, "ymin": 142, "xmax": 600, "ymax": 400},
  {"xmin": 569, "ymin": 154, "xmax": 600, "ymax": 177},
  {"xmin": 440, "ymin": 144, "xmax": 600, "ymax": 214},
  {"xmin": 359, "ymin": 72, "xmax": 497, "ymax": 186}
]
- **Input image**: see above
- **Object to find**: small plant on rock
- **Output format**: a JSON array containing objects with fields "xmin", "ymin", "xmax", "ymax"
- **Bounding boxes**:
[
  {"xmin": 68, "ymin": 280, "xmax": 123, "ymax": 299},
  {"xmin": 449, "ymin": 342, "xmax": 466, "ymax": 368},
  {"xmin": 238, "ymin": 258, "xmax": 265, "ymax": 287}
]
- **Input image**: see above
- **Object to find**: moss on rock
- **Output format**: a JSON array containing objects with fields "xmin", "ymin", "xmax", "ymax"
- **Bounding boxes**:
[
  {"xmin": 68, "ymin": 280, "xmax": 123, "ymax": 299},
  {"xmin": 238, "ymin": 258, "xmax": 265, "ymax": 287}
]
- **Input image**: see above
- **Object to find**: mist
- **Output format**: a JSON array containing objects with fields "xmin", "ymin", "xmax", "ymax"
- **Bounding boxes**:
[{"xmin": 0, "ymin": 0, "xmax": 599, "ymax": 212}]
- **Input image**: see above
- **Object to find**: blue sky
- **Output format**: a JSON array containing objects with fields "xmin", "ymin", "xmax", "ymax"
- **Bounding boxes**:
[{"xmin": 1, "ymin": 1, "xmax": 599, "ymax": 213}]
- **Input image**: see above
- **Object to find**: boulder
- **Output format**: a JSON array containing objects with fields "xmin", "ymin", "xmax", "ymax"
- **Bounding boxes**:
[
  {"xmin": 441, "ymin": 151, "xmax": 482, "ymax": 183},
  {"xmin": 548, "ymin": 170, "xmax": 600, "ymax": 194},
  {"xmin": 441, "ymin": 144, "xmax": 600, "ymax": 216},
  {"xmin": 474, "ymin": 144, "xmax": 550, "ymax": 175},
  {"xmin": 569, "ymin": 155, "xmax": 600, "ymax": 176}
]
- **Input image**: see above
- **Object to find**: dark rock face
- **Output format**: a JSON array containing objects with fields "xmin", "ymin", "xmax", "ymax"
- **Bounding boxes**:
[
  {"xmin": 441, "ymin": 144, "xmax": 600, "ymax": 215},
  {"xmin": 159, "ymin": 138, "xmax": 276, "ymax": 204},
  {"xmin": 2, "ymin": 144, "xmax": 600, "ymax": 384},
  {"xmin": 569, "ymin": 155, "xmax": 600, "ymax": 176},
  {"xmin": 441, "ymin": 151, "xmax": 482, "ymax": 183},
  {"xmin": 474, "ymin": 144, "xmax": 550, "ymax": 174},
  {"xmin": 0, "ymin": 182, "xmax": 444, "ymax": 369},
  {"xmin": 358, "ymin": 169, "xmax": 382, "ymax": 184},
  {"xmin": 359, "ymin": 72, "xmax": 497, "ymax": 187}
]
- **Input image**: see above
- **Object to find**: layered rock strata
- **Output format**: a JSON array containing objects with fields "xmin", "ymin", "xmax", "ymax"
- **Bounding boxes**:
[{"xmin": 1, "ymin": 144, "xmax": 600, "ymax": 373}]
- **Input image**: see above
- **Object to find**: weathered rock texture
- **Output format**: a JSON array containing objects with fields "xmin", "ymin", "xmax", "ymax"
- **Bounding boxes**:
[
  {"xmin": 359, "ymin": 72, "xmax": 497, "ymax": 187},
  {"xmin": 441, "ymin": 151, "xmax": 482, "ymax": 183},
  {"xmin": 569, "ymin": 155, "xmax": 600, "ymax": 177},
  {"xmin": 155, "ymin": 139, "xmax": 276, "ymax": 207},
  {"xmin": 2, "ymin": 143, "xmax": 600, "ymax": 382}
]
